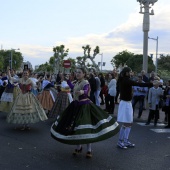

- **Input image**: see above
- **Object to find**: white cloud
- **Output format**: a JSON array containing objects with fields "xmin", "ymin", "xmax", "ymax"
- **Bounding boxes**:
[{"xmin": 1, "ymin": 2, "xmax": 170, "ymax": 70}]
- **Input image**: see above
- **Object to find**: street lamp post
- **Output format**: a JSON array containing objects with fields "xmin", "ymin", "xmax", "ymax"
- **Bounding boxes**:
[
  {"xmin": 137, "ymin": 0, "xmax": 158, "ymax": 73},
  {"xmin": 11, "ymin": 48, "xmax": 20, "ymax": 69},
  {"xmin": 148, "ymin": 36, "xmax": 158, "ymax": 73}
]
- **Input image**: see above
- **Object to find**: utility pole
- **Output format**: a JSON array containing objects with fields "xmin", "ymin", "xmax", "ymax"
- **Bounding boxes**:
[{"xmin": 137, "ymin": 0, "xmax": 158, "ymax": 73}]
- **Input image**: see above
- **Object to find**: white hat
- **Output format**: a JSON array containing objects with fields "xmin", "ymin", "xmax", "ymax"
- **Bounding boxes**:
[{"xmin": 61, "ymin": 81, "xmax": 69, "ymax": 88}]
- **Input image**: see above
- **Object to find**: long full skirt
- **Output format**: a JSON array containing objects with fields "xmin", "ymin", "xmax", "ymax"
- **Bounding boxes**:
[
  {"xmin": 7, "ymin": 92, "xmax": 48, "ymax": 124},
  {"xmin": 51, "ymin": 101, "xmax": 119, "ymax": 145},
  {"xmin": 49, "ymin": 91, "xmax": 73, "ymax": 118},
  {"xmin": 37, "ymin": 88, "xmax": 58, "ymax": 111},
  {"xmin": 0, "ymin": 86, "xmax": 21, "ymax": 113}
]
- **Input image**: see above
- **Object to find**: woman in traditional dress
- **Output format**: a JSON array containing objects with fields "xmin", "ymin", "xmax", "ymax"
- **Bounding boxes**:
[
  {"xmin": 30, "ymin": 73, "xmax": 39, "ymax": 96},
  {"xmin": 37, "ymin": 74, "xmax": 58, "ymax": 115},
  {"xmin": 51, "ymin": 68, "xmax": 119, "ymax": 158},
  {"xmin": 0, "ymin": 68, "xmax": 21, "ymax": 113},
  {"xmin": 49, "ymin": 78, "xmax": 73, "ymax": 119},
  {"xmin": 7, "ymin": 70, "xmax": 48, "ymax": 130}
]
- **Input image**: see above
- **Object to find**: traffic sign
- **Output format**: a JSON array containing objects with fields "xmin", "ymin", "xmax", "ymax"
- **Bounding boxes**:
[{"xmin": 63, "ymin": 60, "xmax": 71, "ymax": 68}]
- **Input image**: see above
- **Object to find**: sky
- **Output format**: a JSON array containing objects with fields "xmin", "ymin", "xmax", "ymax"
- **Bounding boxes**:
[{"xmin": 0, "ymin": 0, "xmax": 170, "ymax": 70}]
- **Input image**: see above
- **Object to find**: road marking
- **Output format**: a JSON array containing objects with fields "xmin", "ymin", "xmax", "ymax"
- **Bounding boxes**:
[
  {"xmin": 150, "ymin": 129, "xmax": 170, "ymax": 133},
  {"xmin": 137, "ymin": 122, "xmax": 166, "ymax": 126}
]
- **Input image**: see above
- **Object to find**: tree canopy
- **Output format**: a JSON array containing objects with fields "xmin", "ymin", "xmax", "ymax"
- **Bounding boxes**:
[
  {"xmin": 157, "ymin": 54, "xmax": 170, "ymax": 80},
  {"xmin": 111, "ymin": 50, "xmax": 155, "ymax": 73},
  {"xmin": 0, "ymin": 50, "xmax": 23, "ymax": 71}
]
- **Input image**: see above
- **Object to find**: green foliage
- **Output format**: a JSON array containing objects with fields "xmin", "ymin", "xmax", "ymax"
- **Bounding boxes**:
[
  {"xmin": 157, "ymin": 55, "xmax": 170, "ymax": 71},
  {"xmin": 111, "ymin": 50, "xmax": 155, "ymax": 73},
  {"xmin": 111, "ymin": 50, "xmax": 134, "ymax": 68},
  {"xmin": 157, "ymin": 55, "xmax": 170, "ymax": 80},
  {"xmin": 0, "ymin": 50, "xmax": 23, "ymax": 71},
  {"xmin": 0, "ymin": 54, "xmax": 4, "ymax": 70},
  {"xmin": 53, "ymin": 45, "xmax": 69, "ymax": 60},
  {"xmin": 35, "ymin": 62, "xmax": 53, "ymax": 73}
]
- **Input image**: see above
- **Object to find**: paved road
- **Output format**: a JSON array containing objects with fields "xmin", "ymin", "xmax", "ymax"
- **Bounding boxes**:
[{"xmin": 0, "ymin": 104, "xmax": 170, "ymax": 170}]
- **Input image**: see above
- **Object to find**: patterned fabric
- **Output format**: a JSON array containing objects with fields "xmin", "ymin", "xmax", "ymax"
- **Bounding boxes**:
[
  {"xmin": 7, "ymin": 92, "xmax": 47, "ymax": 124},
  {"xmin": 49, "ymin": 91, "xmax": 71, "ymax": 118},
  {"xmin": 51, "ymin": 101, "xmax": 119, "ymax": 145},
  {"xmin": 0, "ymin": 86, "xmax": 21, "ymax": 113},
  {"xmin": 73, "ymin": 80, "xmax": 89, "ymax": 100}
]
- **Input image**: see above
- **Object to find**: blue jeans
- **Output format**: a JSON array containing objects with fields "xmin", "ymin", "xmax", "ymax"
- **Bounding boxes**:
[{"xmin": 94, "ymin": 90, "xmax": 101, "ymax": 106}]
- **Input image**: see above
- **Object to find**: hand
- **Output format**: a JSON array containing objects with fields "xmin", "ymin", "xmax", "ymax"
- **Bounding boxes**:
[{"xmin": 76, "ymin": 90, "xmax": 84, "ymax": 95}]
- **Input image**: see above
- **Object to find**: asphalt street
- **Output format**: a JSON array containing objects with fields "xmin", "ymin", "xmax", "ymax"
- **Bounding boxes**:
[{"xmin": 0, "ymin": 104, "xmax": 170, "ymax": 170}]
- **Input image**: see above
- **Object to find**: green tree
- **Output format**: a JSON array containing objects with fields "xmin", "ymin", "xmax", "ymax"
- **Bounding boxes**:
[
  {"xmin": 0, "ymin": 53, "xmax": 4, "ymax": 70},
  {"xmin": 53, "ymin": 45, "xmax": 69, "ymax": 71},
  {"xmin": 127, "ymin": 54, "xmax": 155, "ymax": 73},
  {"xmin": 0, "ymin": 50, "xmax": 23, "ymax": 71},
  {"xmin": 157, "ymin": 55, "xmax": 170, "ymax": 80},
  {"xmin": 111, "ymin": 50, "xmax": 134, "ymax": 68},
  {"xmin": 111, "ymin": 50, "xmax": 155, "ymax": 73},
  {"xmin": 36, "ymin": 62, "xmax": 53, "ymax": 73}
]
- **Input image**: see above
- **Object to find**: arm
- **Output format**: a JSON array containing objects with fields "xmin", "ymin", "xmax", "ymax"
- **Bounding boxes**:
[
  {"xmin": 148, "ymin": 89, "xmax": 152, "ymax": 104},
  {"xmin": 82, "ymin": 84, "xmax": 89, "ymax": 95},
  {"xmin": 67, "ymin": 80, "xmax": 74, "ymax": 89},
  {"xmin": 129, "ymin": 79, "xmax": 152, "ymax": 88},
  {"xmin": 77, "ymin": 84, "xmax": 90, "ymax": 96},
  {"xmin": 7, "ymin": 66, "xmax": 12, "ymax": 80}
]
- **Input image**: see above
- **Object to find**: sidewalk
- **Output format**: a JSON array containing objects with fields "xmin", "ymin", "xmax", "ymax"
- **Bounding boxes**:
[{"xmin": 100, "ymin": 102, "xmax": 166, "ymax": 124}]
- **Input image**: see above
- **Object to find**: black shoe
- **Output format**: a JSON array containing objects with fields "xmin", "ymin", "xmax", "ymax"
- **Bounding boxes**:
[
  {"xmin": 145, "ymin": 122, "xmax": 150, "ymax": 125},
  {"xmin": 86, "ymin": 151, "xmax": 92, "ymax": 158},
  {"xmin": 164, "ymin": 125, "xmax": 170, "ymax": 128},
  {"xmin": 72, "ymin": 146, "xmax": 82, "ymax": 156},
  {"xmin": 100, "ymin": 102, "xmax": 104, "ymax": 105}
]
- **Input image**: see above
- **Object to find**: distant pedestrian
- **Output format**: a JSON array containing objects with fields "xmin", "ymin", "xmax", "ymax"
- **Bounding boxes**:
[
  {"xmin": 107, "ymin": 73, "xmax": 116, "ymax": 114},
  {"xmin": 88, "ymin": 73, "xmax": 96, "ymax": 103},
  {"xmin": 94, "ymin": 73, "xmax": 101, "ymax": 106},
  {"xmin": 163, "ymin": 80, "xmax": 170, "ymax": 128},
  {"xmin": 145, "ymin": 80, "xmax": 163, "ymax": 126},
  {"xmin": 132, "ymin": 76, "xmax": 148, "ymax": 118},
  {"xmin": 98, "ymin": 73, "xmax": 105, "ymax": 105}
]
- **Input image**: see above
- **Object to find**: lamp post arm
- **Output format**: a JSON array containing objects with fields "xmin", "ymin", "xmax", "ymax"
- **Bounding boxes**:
[{"xmin": 155, "ymin": 36, "xmax": 158, "ymax": 73}]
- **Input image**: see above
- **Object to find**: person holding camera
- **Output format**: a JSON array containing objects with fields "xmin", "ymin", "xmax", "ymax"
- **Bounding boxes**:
[{"xmin": 132, "ymin": 76, "xmax": 148, "ymax": 118}]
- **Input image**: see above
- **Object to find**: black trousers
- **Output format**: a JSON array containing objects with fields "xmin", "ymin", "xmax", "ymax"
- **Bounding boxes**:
[
  {"xmin": 105, "ymin": 94, "xmax": 115, "ymax": 114},
  {"xmin": 115, "ymin": 89, "xmax": 119, "ymax": 103},
  {"xmin": 132, "ymin": 95, "xmax": 145, "ymax": 117},
  {"xmin": 147, "ymin": 109, "xmax": 159, "ymax": 124},
  {"xmin": 99, "ymin": 90, "xmax": 104, "ymax": 103},
  {"xmin": 166, "ymin": 106, "xmax": 170, "ymax": 126}
]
